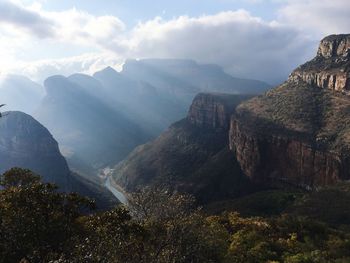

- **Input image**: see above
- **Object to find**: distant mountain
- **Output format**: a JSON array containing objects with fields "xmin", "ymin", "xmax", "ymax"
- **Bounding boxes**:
[
  {"xmin": 0, "ymin": 111, "xmax": 117, "ymax": 208},
  {"xmin": 92, "ymin": 66, "xmax": 188, "ymax": 135},
  {"xmin": 0, "ymin": 74, "xmax": 44, "ymax": 114},
  {"xmin": 122, "ymin": 59, "xmax": 271, "ymax": 95},
  {"xmin": 112, "ymin": 93, "xmax": 256, "ymax": 204},
  {"xmin": 34, "ymin": 75, "xmax": 149, "ymax": 172},
  {"xmin": 33, "ymin": 58, "xmax": 270, "ymax": 179}
]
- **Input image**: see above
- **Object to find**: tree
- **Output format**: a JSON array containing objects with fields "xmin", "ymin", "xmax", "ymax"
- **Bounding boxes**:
[{"xmin": 0, "ymin": 168, "xmax": 94, "ymax": 263}]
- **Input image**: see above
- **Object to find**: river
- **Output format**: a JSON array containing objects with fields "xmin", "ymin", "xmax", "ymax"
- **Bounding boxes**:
[{"xmin": 104, "ymin": 176, "xmax": 128, "ymax": 205}]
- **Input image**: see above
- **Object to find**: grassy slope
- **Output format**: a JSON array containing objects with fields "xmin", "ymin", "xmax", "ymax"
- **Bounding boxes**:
[{"xmin": 236, "ymin": 79, "xmax": 350, "ymax": 154}]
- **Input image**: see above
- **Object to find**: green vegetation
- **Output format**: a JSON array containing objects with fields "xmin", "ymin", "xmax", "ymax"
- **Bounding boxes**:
[
  {"xmin": 2, "ymin": 168, "xmax": 350, "ymax": 262},
  {"xmin": 113, "ymin": 119, "xmax": 253, "ymax": 204},
  {"xmin": 237, "ymin": 79, "xmax": 350, "ymax": 153}
]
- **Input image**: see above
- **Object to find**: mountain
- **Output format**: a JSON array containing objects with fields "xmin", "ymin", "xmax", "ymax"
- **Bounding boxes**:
[
  {"xmin": 121, "ymin": 59, "xmax": 271, "ymax": 129},
  {"xmin": 0, "ymin": 74, "xmax": 44, "ymax": 114},
  {"xmin": 111, "ymin": 34, "xmax": 350, "ymax": 203},
  {"xmin": 92, "ymin": 66, "xmax": 185, "ymax": 135},
  {"xmin": 0, "ymin": 111, "xmax": 117, "ymax": 208},
  {"xmin": 33, "ymin": 59, "xmax": 270, "ymax": 179},
  {"xmin": 131, "ymin": 59, "xmax": 271, "ymax": 94},
  {"xmin": 0, "ymin": 111, "xmax": 71, "ymax": 190},
  {"xmin": 229, "ymin": 34, "xmax": 350, "ymax": 189},
  {"xmin": 112, "ymin": 93, "xmax": 256, "ymax": 204},
  {"xmin": 34, "ymin": 75, "xmax": 149, "ymax": 173}
]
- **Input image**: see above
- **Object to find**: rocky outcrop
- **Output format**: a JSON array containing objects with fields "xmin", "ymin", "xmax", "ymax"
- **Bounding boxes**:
[
  {"xmin": 112, "ymin": 93, "xmax": 255, "ymax": 204},
  {"xmin": 0, "ymin": 111, "xmax": 71, "ymax": 190},
  {"xmin": 188, "ymin": 93, "xmax": 252, "ymax": 130},
  {"xmin": 229, "ymin": 34, "xmax": 350, "ymax": 189},
  {"xmin": 317, "ymin": 34, "xmax": 350, "ymax": 58},
  {"xmin": 229, "ymin": 119, "xmax": 346, "ymax": 188},
  {"xmin": 290, "ymin": 34, "xmax": 350, "ymax": 93},
  {"xmin": 290, "ymin": 71, "xmax": 350, "ymax": 92}
]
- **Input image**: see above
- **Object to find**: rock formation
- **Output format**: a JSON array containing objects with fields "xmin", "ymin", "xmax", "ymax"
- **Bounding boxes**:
[
  {"xmin": 230, "ymin": 34, "xmax": 350, "ymax": 189},
  {"xmin": 0, "ymin": 111, "xmax": 71, "ymax": 190},
  {"xmin": 188, "ymin": 93, "xmax": 252, "ymax": 130},
  {"xmin": 0, "ymin": 111, "xmax": 117, "ymax": 208},
  {"xmin": 290, "ymin": 34, "xmax": 350, "ymax": 93},
  {"xmin": 112, "ymin": 93, "xmax": 254, "ymax": 204}
]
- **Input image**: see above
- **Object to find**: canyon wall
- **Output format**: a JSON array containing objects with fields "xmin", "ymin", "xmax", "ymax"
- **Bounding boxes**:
[{"xmin": 229, "ymin": 34, "xmax": 350, "ymax": 189}]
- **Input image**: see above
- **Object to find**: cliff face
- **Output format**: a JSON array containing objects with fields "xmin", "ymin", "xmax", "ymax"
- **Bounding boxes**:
[
  {"xmin": 188, "ymin": 93, "xmax": 252, "ymax": 129},
  {"xmin": 230, "ymin": 34, "xmax": 350, "ymax": 189},
  {"xmin": 0, "ymin": 111, "xmax": 71, "ymax": 190},
  {"xmin": 112, "ymin": 93, "xmax": 254, "ymax": 204},
  {"xmin": 290, "ymin": 34, "xmax": 350, "ymax": 92},
  {"xmin": 229, "ymin": 120, "xmax": 344, "ymax": 188}
]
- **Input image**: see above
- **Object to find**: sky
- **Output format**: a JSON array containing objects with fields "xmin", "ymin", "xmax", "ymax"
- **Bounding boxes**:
[{"xmin": 0, "ymin": 0, "xmax": 349, "ymax": 84}]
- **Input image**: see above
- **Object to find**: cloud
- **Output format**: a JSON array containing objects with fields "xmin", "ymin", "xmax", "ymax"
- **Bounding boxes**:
[
  {"xmin": 11, "ymin": 52, "xmax": 124, "ymax": 83},
  {"xmin": 124, "ymin": 10, "xmax": 315, "ymax": 83},
  {"xmin": 0, "ymin": 0, "xmax": 348, "ymax": 84},
  {"xmin": 279, "ymin": 0, "xmax": 350, "ymax": 38},
  {"xmin": 0, "ymin": 1, "xmax": 126, "ymax": 49},
  {"xmin": 0, "ymin": 0, "xmax": 54, "ymax": 38}
]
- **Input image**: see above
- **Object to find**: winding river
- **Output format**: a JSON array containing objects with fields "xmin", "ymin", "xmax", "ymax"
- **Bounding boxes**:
[{"xmin": 104, "ymin": 176, "xmax": 128, "ymax": 205}]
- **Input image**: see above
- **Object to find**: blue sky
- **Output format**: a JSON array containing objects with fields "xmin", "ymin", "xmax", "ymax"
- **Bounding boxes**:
[
  {"xmin": 0, "ymin": 0, "xmax": 349, "ymax": 84},
  {"xmin": 34, "ymin": 0, "xmax": 283, "ymax": 25}
]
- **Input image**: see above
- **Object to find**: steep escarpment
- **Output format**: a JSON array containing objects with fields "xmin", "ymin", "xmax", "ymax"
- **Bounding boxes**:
[
  {"xmin": 290, "ymin": 34, "xmax": 350, "ymax": 92},
  {"xmin": 188, "ymin": 93, "xmax": 252, "ymax": 129},
  {"xmin": 112, "ymin": 93, "xmax": 254, "ymax": 204},
  {"xmin": 230, "ymin": 34, "xmax": 350, "ymax": 189}
]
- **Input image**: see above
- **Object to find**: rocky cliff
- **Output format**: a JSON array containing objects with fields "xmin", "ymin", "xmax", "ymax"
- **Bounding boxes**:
[
  {"xmin": 112, "ymin": 93, "xmax": 254, "ymax": 204},
  {"xmin": 290, "ymin": 34, "xmax": 350, "ymax": 93},
  {"xmin": 230, "ymin": 34, "xmax": 350, "ymax": 189},
  {"xmin": 188, "ymin": 93, "xmax": 252, "ymax": 129}
]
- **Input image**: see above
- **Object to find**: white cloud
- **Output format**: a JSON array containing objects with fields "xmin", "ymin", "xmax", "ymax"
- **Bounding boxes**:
[
  {"xmin": 279, "ymin": 0, "xmax": 350, "ymax": 38},
  {"xmin": 0, "ymin": 0, "xmax": 348, "ymax": 84},
  {"xmin": 0, "ymin": 0, "xmax": 54, "ymax": 38},
  {"xmin": 123, "ymin": 10, "xmax": 314, "ymax": 83},
  {"xmin": 10, "ymin": 52, "xmax": 124, "ymax": 83}
]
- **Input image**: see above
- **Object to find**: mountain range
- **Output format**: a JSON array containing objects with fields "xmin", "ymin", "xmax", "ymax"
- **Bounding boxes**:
[
  {"xmin": 30, "ymin": 59, "xmax": 269, "ymax": 178},
  {"xmin": 110, "ymin": 34, "xmax": 350, "ymax": 204}
]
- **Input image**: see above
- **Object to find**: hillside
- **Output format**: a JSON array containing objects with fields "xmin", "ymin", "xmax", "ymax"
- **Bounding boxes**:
[
  {"xmin": 0, "ymin": 111, "xmax": 117, "ymax": 208},
  {"xmin": 230, "ymin": 34, "xmax": 350, "ymax": 188},
  {"xmin": 112, "ymin": 93, "xmax": 256, "ymax": 203},
  {"xmin": 34, "ymin": 75, "xmax": 149, "ymax": 172},
  {"xmin": 0, "ymin": 111, "xmax": 71, "ymax": 190}
]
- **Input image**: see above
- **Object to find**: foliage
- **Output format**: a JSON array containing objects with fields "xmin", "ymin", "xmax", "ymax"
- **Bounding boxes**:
[
  {"xmin": 1, "ymin": 168, "xmax": 350, "ymax": 262},
  {"xmin": 0, "ymin": 168, "xmax": 94, "ymax": 263}
]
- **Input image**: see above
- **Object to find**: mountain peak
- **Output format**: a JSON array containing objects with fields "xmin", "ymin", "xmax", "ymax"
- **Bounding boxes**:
[
  {"xmin": 317, "ymin": 34, "xmax": 350, "ymax": 58},
  {"xmin": 94, "ymin": 66, "xmax": 119, "ymax": 77},
  {"xmin": 290, "ymin": 33, "xmax": 350, "ymax": 93}
]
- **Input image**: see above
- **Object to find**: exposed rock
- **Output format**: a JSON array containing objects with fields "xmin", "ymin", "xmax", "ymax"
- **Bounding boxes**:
[
  {"xmin": 290, "ymin": 34, "xmax": 350, "ymax": 93},
  {"xmin": 188, "ymin": 93, "xmax": 252, "ymax": 130},
  {"xmin": 317, "ymin": 34, "xmax": 350, "ymax": 58},
  {"xmin": 230, "ymin": 34, "xmax": 350, "ymax": 189},
  {"xmin": 112, "ymin": 93, "xmax": 255, "ymax": 204},
  {"xmin": 230, "ymin": 120, "xmax": 343, "ymax": 188}
]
